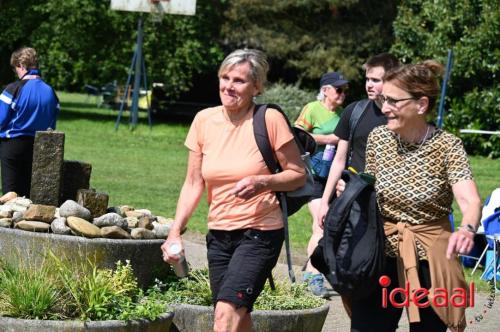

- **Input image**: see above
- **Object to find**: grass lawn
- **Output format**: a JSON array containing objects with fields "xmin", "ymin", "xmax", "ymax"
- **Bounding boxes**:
[{"xmin": 14, "ymin": 93, "xmax": 500, "ymax": 257}]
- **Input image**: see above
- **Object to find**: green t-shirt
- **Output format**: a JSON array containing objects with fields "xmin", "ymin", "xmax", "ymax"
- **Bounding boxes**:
[{"xmin": 294, "ymin": 100, "xmax": 342, "ymax": 149}]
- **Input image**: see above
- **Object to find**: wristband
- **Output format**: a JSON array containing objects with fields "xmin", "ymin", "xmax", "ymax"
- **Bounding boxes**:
[{"xmin": 458, "ymin": 224, "xmax": 476, "ymax": 234}]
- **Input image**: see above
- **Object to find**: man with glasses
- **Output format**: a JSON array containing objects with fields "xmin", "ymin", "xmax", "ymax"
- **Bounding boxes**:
[
  {"xmin": 317, "ymin": 53, "xmax": 400, "ymax": 228},
  {"xmin": 295, "ymin": 71, "xmax": 348, "ymax": 298},
  {"xmin": 0, "ymin": 47, "xmax": 59, "ymax": 198}
]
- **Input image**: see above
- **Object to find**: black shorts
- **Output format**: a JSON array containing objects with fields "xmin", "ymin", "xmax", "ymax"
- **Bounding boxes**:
[{"xmin": 206, "ymin": 228, "xmax": 284, "ymax": 312}]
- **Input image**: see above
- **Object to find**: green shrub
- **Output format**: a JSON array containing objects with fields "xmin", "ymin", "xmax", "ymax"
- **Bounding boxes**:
[
  {"xmin": 0, "ymin": 253, "xmax": 171, "ymax": 322},
  {"xmin": 391, "ymin": 0, "xmax": 499, "ymax": 157},
  {"xmin": 254, "ymin": 280, "xmax": 325, "ymax": 311},
  {"xmin": 256, "ymin": 83, "xmax": 316, "ymax": 122},
  {"xmin": 50, "ymin": 256, "xmax": 144, "ymax": 321},
  {"xmin": 447, "ymin": 88, "xmax": 499, "ymax": 158},
  {"xmin": 115, "ymin": 286, "xmax": 169, "ymax": 321},
  {"xmin": 160, "ymin": 269, "xmax": 325, "ymax": 310},
  {"xmin": 161, "ymin": 269, "xmax": 213, "ymax": 306},
  {"xmin": 0, "ymin": 259, "xmax": 62, "ymax": 320}
]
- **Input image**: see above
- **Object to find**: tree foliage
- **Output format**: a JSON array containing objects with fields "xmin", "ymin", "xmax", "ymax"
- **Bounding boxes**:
[
  {"xmin": 391, "ymin": 0, "xmax": 499, "ymax": 157},
  {"xmin": 1, "ymin": 0, "xmax": 398, "ymax": 99},
  {"xmin": 221, "ymin": 0, "xmax": 398, "ymax": 94},
  {"xmin": 0, "ymin": 0, "xmax": 41, "ymax": 84},
  {"xmin": 0, "ymin": 0, "xmax": 225, "ymax": 98},
  {"xmin": 1, "ymin": 0, "xmax": 496, "ymax": 157}
]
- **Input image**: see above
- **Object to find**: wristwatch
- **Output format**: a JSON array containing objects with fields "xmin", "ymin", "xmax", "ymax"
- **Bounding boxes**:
[{"xmin": 459, "ymin": 224, "xmax": 477, "ymax": 234}]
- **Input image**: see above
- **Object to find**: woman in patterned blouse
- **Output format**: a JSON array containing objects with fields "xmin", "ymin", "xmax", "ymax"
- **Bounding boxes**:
[{"xmin": 349, "ymin": 61, "xmax": 482, "ymax": 332}]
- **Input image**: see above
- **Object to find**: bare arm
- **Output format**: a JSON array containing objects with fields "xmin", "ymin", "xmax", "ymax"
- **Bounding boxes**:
[
  {"xmin": 162, "ymin": 150, "xmax": 205, "ymax": 262},
  {"xmin": 316, "ymin": 139, "xmax": 349, "ymax": 227},
  {"xmin": 446, "ymin": 179, "xmax": 482, "ymax": 259},
  {"xmin": 310, "ymin": 133, "xmax": 340, "ymax": 146},
  {"xmin": 231, "ymin": 139, "xmax": 306, "ymax": 199}
]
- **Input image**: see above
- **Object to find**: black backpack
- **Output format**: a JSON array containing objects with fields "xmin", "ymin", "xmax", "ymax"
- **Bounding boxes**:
[
  {"xmin": 253, "ymin": 103, "xmax": 316, "ymax": 282},
  {"xmin": 253, "ymin": 104, "xmax": 316, "ymax": 216},
  {"xmin": 310, "ymin": 170, "xmax": 385, "ymax": 300}
]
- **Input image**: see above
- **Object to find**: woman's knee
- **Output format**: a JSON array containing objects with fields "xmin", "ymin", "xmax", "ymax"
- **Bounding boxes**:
[{"xmin": 214, "ymin": 301, "xmax": 248, "ymax": 332}]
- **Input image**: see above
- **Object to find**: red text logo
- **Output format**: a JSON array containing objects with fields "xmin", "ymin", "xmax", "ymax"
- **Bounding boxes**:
[{"xmin": 379, "ymin": 275, "xmax": 475, "ymax": 308}]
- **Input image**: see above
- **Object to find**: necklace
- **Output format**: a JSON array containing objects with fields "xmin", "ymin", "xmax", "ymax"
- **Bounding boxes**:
[{"xmin": 397, "ymin": 125, "xmax": 431, "ymax": 154}]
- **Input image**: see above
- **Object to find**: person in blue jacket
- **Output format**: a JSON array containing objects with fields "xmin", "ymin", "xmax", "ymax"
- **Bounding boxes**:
[{"xmin": 0, "ymin": 47, "xmax": 59, "ymax": 198}]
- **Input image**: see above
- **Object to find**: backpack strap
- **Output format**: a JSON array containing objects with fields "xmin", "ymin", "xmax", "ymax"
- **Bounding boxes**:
[
  {"xmin": 253, "ymin": 104, "xmax": 280, "ymax": 174},
  {"xmin": 253, "ymin": 103, "xmax": 296, "ymax": 283},
  {"xmin": 323, "ymin": 172, "xmax": 370, "ymax": 284},
  {"xmin": 347, "ymin": 99, "xmax": 370, "ymax": 167}
]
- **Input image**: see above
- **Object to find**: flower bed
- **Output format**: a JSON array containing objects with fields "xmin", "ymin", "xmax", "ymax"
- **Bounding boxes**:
[
  {"xmin": 161, "ymin": 269, "xmax": 329, "ymax": 332},
  {"xmin": 0, "ymin": 253, "xmax": 173, "ymax": 329},
  {"xmin": 0, "ymin": 227, "xmax": 170, "ymax": 288}
]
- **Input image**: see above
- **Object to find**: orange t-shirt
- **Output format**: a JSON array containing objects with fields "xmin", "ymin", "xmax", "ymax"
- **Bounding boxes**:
[{"xmin": 185, "ymin": 105, "xmax": 294, "ymax": 231}]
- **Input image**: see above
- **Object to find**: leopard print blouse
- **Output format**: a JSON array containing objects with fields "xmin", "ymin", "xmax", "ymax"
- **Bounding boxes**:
[{"xmin": 365, "ymin": 125, "xmax": 473, "ymax": 259}]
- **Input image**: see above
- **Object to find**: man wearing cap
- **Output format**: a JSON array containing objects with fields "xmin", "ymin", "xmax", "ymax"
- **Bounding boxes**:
[{"xmin": 294, "ymin": 71, "xmax": 348, "ymax": 297}]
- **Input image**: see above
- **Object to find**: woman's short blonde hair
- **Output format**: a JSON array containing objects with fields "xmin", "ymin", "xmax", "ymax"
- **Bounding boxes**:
[
  {"xmin": 10, "ymin": 47, "xmax": 39, "ymax": 70},
  {"xmin": 218, "ymin": 49, "xmax": 269, "ymax": 94}
]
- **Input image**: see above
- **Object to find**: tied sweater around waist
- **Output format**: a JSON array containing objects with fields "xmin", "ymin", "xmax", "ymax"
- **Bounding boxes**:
[{"xmin": 384, "ymin": 217, "xmax": 470, "ymax": 332}]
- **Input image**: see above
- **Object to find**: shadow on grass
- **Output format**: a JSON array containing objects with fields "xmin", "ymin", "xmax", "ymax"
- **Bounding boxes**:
[
  {"xmin": 59, "ymin": 106, "xmax": 119, "ymax": 123},
  {"xmin": 60, "ymin": 101, "xmax": 196, "ymax": 125},
  {"xmin": 61, "ymin": 101, "xmax": 102, "ymax": 110}
]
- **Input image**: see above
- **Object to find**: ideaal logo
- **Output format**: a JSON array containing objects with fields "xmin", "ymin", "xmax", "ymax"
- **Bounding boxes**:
[
  {"xmin": 379, "ymin": 276, "xmax": 496, "ymax": 327},
  {"xmin": 379, "ymin": 276, "xmax": 474, "ymax": 308}
]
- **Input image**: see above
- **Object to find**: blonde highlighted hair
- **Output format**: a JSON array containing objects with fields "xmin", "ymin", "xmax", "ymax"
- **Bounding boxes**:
[{"xmin": 218, "ymin": 49, "xmax": 269, "ymax": 94}]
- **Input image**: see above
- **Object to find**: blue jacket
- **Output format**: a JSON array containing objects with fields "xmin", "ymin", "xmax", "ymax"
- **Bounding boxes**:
[{"xmin": 0, "ymin": 69, "xmax": 59, "ymax": 138}]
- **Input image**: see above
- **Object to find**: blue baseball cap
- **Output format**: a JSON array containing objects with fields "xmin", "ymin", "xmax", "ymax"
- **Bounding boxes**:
[{"xmin": 320, "ymin": 72, "xmax": 349, "ymax": 88}]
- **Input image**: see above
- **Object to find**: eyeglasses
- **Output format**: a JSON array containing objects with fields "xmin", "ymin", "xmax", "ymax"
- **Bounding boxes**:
[
  {"xmin": 334, "ymin": 86, "xmax": 347, "ymax": 94},
  {"xmin": 377, "ymin": 94, "xmax": 416, "ymax": 107}
]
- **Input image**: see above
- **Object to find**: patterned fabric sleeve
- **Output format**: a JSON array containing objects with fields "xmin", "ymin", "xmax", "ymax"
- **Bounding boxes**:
[
  {"xmin": 364, "ymin": 129, "xmax": 377, "ymax": 177},
  {"xmin": 445, "ymin": 135, "xmax": 473, "ymax": 185}
]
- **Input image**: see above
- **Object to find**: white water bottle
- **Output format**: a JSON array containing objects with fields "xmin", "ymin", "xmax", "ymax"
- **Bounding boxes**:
[
  {"xmin": 319, "ymin": 144, "xmax": 335, "ymax": 178},
  {"xmin": 322, "ymin": 144, "xmax": 335, "ymax": 162},
  {"xmin": 168, "ymin": 242, "xmax": 189, "ymax": 278}
]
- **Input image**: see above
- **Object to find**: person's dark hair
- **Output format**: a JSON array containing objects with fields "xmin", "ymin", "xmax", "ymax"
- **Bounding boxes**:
[
  {"xmin": 383, "ymin": 60, "xmax": 444, "ymax": 112},
  {"xmin": 363, "ymin": 53, "xmax": 400, "ymax": 72},
  {"xmin": 218, "ymin": 49, "xmax": 269, "ymax": 94},
  {"xmin": 10, "ymin": 47, "xmax": 38, "ymax": 70}
]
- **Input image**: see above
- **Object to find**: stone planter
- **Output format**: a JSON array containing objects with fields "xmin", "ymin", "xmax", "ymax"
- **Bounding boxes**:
[
  {"xmin": 0, "ymin": 227, "xmax": 170, "ymax": 288},
  {"xmin": 0, "ymin": 312, "xmax": 174, "ymax": 332},
  {"xmin": 170, "ymin": 303, "xmax": 330, "ymax": 332}
]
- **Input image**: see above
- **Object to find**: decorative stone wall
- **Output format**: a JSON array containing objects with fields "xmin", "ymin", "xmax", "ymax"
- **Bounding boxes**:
[
  {"xmin": 0, "ymin": 227, "xmax": 171, "ymax": 288},
  {"xmin": 0, "ymin": 312, "xmax": 174, "ymax": 332},
  {"xmin": 170, "ymin": 303, "xmax": 330, "ymax": 332},
  {"xmin": 0, "ymin": 130, "xmax": 177, "ymax": 288},
  {"xmin": 61, "ymin": 160, "xmax": 92, "ymax": 203},
  {"xmin": 30, "ymin": 130, "xmax": 65, "ymax": 206}
]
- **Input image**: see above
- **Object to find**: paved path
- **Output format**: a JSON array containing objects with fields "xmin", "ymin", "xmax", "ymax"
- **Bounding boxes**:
[{"xmin": 182, "ymin": 234, "xmax": 499, "ymax": 332}]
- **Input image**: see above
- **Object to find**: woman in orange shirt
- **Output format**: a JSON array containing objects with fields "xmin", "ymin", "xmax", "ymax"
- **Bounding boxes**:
[{"xmin": 161, "ymin": 49, "xmax": 306, "ymax": 332}]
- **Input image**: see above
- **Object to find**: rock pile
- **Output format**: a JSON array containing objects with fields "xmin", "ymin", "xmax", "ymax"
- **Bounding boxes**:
[{"xmin": 0, "ymin": 192, "xmax": 174, "ymax": 240}]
